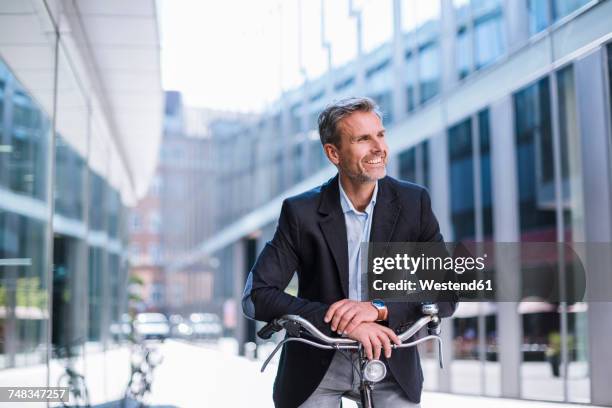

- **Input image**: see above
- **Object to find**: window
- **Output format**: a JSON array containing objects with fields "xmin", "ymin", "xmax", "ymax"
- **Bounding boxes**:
[
  {"xmin": 552, "ymin": 0, "xmax": 591, "ymax": 21},
  {"xmin": 528, "ymin": 0, "xmax": 593, "ymax": 35},
  {"xmin": 149, "ymin": 212, "xmax": 161, "ymax": 233},
  {"xmin": 130, "ymin": 213, "xmax": 142, "ymax": 232},
  {"xmin": 457, "ymin": 27, "xmax": 472, "ymax": 79},
  {"xmin": 405, "ymin": 53, "xmax": 417, "ymax": 112},
  {"xmin": 402, "ymin": 1, "xmax": 442, "ymax": 109},
  {"xmin": 54, "ymin": 136, "xmax": 85, "ymax": 220},
  {"xmin": 528, "ymin": 0, "xmax": 550, "ymax": 34},
  {"xmin": 454, "ymin": 0, "xmax": 504, "ymax": 79},
  {"xmin": 366, "ymin": 59, "xmax": 391, "ymax": 79},
  {"xmin": 0, "ymin": 63, "xmax": 49, "ymax": 201},
  {"xmin": 448, "ymin": 110, "xmax": 494, "ymax": 242},
  {"xmin": 398, "ymin": 140, "xmax": 430, "ymax": 188},
  {"xmin": 474, "ymin": 10, "xmax": 504, "ymax": 69},
  {"xmin": 370, "ymin": 91, "xmax": 394, "ymax": 124},
  {"xmin": 514, "ymin": 77, "xmax": 557, "ymax": 233},
  {"xmin": 399, "ymin": 148, "xmax": 416, "ymax": 182},
  {"xmin": 309, "ymin": 90, "xmax": 324, "ymax": 103},
  {"xmin": 148, "ymin": 244, "xmax": 161, "ymax": 263},
  {"xmin": 290, "ymin": 103, "xmax": 302, "ymax": 135},
  {"xmin": 419, "ymin": 42, "xmax": 440, "ymax": 103},
  {"xmin": 149, "ymin": 175, "xmax": 162, "ymax": 196},
  {"xmin": 449, "ymin": 118, "xmax": 475, "ymax": 240},
  {"xmin": 89, "ymin": 172, "xmax": 106, "ymax": 231},
  {"xmin": 292, "ymin": 143, "xmax": 303, "ymax": 184},
  {"xmin": 334, "ymin": 76, "xmax": 355, "ymax": 92},
  {"xmin": 514, "ymin": 67, "xmax": 587, "ymax": 403}
]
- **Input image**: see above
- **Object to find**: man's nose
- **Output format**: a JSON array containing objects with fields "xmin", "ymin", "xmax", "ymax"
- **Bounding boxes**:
[{"xmin": 371, "ymin": 137, "xmax": 385, "ymax": 153}]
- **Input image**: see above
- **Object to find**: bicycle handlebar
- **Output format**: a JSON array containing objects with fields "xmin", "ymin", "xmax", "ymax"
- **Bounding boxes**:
[{"xmin": 258, "ymin": 304, "xmax": 444, "ymax": 372}]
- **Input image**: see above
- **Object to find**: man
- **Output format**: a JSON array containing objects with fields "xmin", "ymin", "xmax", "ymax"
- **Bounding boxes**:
[{"xmin": 243, "ymin": 97, "xmax": 456, "ymax": 407}]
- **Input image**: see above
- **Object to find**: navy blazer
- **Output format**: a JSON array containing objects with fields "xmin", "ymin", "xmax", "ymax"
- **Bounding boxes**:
[{"xmin": 245, "ymin": 174, "xmax": 457, "ymax": 407}]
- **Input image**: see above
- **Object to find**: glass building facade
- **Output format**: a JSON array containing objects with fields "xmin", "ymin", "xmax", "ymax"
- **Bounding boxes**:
[{"xmin": 0, "ymin": 50, "xmax": 129, "ymax": 376}]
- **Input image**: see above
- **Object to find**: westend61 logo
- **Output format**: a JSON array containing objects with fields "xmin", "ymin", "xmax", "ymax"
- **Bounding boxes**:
[{"xmin": 364, "ymin": 242, "xmax": 592, "ymax": 303}]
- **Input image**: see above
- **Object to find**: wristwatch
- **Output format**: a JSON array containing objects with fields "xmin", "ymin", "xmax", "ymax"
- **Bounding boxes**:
[{"xmin": 371, "ymin": 299, "xmax": 387, "ymax": 321}]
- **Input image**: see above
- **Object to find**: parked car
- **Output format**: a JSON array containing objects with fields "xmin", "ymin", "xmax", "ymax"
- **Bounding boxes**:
[
  {"xmin": 169, "ymin": 314, "xmax": 193, "ymax": 339},
  {"xmin": 189, "ymin": 313, "xmax": 222, "ymax": 340},
  {"xmin": 134, "ymin": 313, "xmax": 170, "ymax": 341}
]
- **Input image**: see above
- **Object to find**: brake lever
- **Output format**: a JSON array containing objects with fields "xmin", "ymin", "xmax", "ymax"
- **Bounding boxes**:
[
  {"xmin": 260, "ymin": 338, "xmax": 288, "ymax": 372},
  {"xmin": 421, "ymin": 303, "xmax": 443, "ymax": 369}
]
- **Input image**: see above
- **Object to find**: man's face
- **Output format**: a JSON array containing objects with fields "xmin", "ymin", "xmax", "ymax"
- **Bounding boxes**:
[{"xmin": 325, "ymin": 110, "xmax": 389, "ymax": 183}]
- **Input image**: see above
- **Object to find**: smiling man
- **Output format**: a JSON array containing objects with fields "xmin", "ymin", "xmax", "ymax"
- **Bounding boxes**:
[{"xmin": 243, "ymin": 97, "xmax": 456, "ymax": 407}]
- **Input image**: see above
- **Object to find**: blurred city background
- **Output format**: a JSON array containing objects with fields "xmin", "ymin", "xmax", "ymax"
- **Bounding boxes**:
[{"xmin": 1, "ymin": 0, "xmax": 612, "ymax": 406}]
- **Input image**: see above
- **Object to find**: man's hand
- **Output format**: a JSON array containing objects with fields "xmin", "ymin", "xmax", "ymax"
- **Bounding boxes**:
[
  {"xmin": 346, "ymin": 322, "xmax": 401, "ymax": 360},
  {"xmin": 324, "ymin": 299, "xmax": 379, "ymax": 335}
]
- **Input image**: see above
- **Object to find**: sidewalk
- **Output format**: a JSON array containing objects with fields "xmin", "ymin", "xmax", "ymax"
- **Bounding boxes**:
[
  {"xmin": 146, "ymin": 340, "xmax": 603, "ymax": 408},
  {"xmin": 0, "ymin": 339, "xmax": 604, "ymax": 407}
]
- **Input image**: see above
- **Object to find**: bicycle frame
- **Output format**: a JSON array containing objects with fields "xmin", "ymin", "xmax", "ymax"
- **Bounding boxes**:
[{"xmin": 122, "ymin": 342, "xmax": 163, "ymax": 408}]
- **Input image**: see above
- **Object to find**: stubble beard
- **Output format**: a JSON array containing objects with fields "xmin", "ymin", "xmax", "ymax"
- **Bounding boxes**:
[{"xmin": 339, "ymin": 159, "xmax": 386, "ymax": 184}]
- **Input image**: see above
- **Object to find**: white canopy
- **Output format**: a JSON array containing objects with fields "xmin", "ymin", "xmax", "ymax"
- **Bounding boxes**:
[{"xmin": 0, "ymin": 0, "xmax": 163, "ymax": 205}]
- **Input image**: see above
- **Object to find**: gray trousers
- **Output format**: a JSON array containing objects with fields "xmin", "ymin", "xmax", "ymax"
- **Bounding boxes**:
[{"xmin": 299, "ymin": 351, "xmax": 421, "ymax": 407}]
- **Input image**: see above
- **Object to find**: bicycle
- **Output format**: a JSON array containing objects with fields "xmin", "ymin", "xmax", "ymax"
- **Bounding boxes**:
[
  {"xmin": 54, "ymin": 341, "xmax": 90, "ymax": 408},
  {"xmin": 121, "ymin": 341, "xmax": 163, "ymax": 408},
  {"xmin": 258, "ymin": 303, "xmax": 444, "ymax": 408}
]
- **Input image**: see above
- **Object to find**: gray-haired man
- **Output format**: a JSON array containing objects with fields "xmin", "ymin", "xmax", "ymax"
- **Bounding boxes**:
[{"xmin": 243, "ymin": 97, "xmax": 456, "ymax": 407}]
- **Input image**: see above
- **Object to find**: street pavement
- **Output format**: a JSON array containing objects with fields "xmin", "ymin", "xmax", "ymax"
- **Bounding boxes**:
[
  {"xmin": 0, "ymin": 339, "xmax": 604, "ymax": 407},
  {"xmin": 145, "ymin": 340, "xmax": 603, "ymax": 408}
]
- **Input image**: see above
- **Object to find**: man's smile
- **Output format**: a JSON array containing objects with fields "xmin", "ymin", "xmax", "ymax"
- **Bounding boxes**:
[{"xmin": 364, "ymin": 156, "xmax": 385, "ymax": 166}]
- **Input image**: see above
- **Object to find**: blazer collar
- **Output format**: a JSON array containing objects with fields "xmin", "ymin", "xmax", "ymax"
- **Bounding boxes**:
[{"xmin": 317, "ymin": 174, "xmax": 401, "ymax": 298}]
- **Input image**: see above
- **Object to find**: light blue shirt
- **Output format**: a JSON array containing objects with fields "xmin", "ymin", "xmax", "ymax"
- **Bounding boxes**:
[{"xmin": 339, "ymin": 180, "xmax": 378, "ymax": 301}]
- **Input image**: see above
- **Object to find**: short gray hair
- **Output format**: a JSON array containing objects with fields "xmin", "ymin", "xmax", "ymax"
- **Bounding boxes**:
[{"xmin": 317, "ymin": 96, "xmax": 382, "ymax": 147}]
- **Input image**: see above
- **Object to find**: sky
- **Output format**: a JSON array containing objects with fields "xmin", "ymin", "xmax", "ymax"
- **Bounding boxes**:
[{"xmin": 159, "ymin": 0, "xmax": 437, "ymax": 113}]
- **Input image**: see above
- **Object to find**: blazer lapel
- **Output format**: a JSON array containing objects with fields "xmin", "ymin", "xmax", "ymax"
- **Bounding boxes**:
[
  {"xmin": 318, "ymin": 175, "xmax": 350, "ymax": 298},
  {"xmin": 370, "ymin": 177, "xmax": 401, "ymax": 244}
]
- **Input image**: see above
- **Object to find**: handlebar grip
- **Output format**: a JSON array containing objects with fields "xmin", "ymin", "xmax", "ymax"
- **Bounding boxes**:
[{"xmin": 257, "ymin": 320, "xmax": 282, "ymax": 340}]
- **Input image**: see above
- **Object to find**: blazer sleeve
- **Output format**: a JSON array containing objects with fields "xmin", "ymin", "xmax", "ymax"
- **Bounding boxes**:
[
  {"xmin": 246, "ymin": 199, "xmax": 334, "ymax": 336},
  {"xmin": 386, "ymin": 188, "xmax": 458, "ymax": 331}
]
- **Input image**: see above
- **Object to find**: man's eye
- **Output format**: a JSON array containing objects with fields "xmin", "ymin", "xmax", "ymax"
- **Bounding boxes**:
[{"xmin": 359, "ymin": 136, "xmax": 368, "ymax": 141}]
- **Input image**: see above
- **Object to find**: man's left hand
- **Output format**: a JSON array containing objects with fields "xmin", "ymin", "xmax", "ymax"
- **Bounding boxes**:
[{"xmin": 324, "ymin": 299, "xmax": 380, "ymax": 335}]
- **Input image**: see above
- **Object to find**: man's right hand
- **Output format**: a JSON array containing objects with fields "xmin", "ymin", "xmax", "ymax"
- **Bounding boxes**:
[{"xmin": 346, "ymin": 322, "xmax": 401, "ymax": 360}]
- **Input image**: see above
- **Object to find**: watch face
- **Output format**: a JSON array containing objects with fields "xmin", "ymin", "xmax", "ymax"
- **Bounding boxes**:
[{"xmin": 372, "ymin": 299, "xmax": 385, "ymax": 308}]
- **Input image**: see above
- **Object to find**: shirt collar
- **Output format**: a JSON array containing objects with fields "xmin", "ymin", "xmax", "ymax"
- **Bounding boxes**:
[{"xmin": 339, "ymin": 178, "xmax": 378, "ymax": 215}]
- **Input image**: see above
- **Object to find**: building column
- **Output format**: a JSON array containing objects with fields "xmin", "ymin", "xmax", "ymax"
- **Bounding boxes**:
[
  {"xmin": 391, "ymin": 0, "xmax": 406, "ymax": 123},
  {"xmin": 233, "ymin": 240, "xmax": 247, "ymax": 356},
  {"xmin": 575, "ymin": 48, "xmax": 612, "ymax": 407},
  {"xmin": 281, "ymin": 96, "xmax": 293, "ymax": 190},
  {"xmin": 428, "ymin": 129, "xmax": 452, "ymax": 391},
  {"xmin": 440, "ymin": 0, "xmax": 458, "ymax": 93},
  {"xmin": 301, "ymin": 81, "xmax": 311, "ymax": 181},
  {"xmin": 429, "ymin": 130, "xmax": 452, "ymax": 241},
  {"xmin": 490, "ymin": 95, "xmax": 521, "ymax": 398}
]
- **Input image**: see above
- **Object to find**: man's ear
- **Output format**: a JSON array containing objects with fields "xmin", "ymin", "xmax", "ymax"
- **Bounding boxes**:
[{"xmin": 324, "ymin": 143, "xmax": 340, "ymax": 165}]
